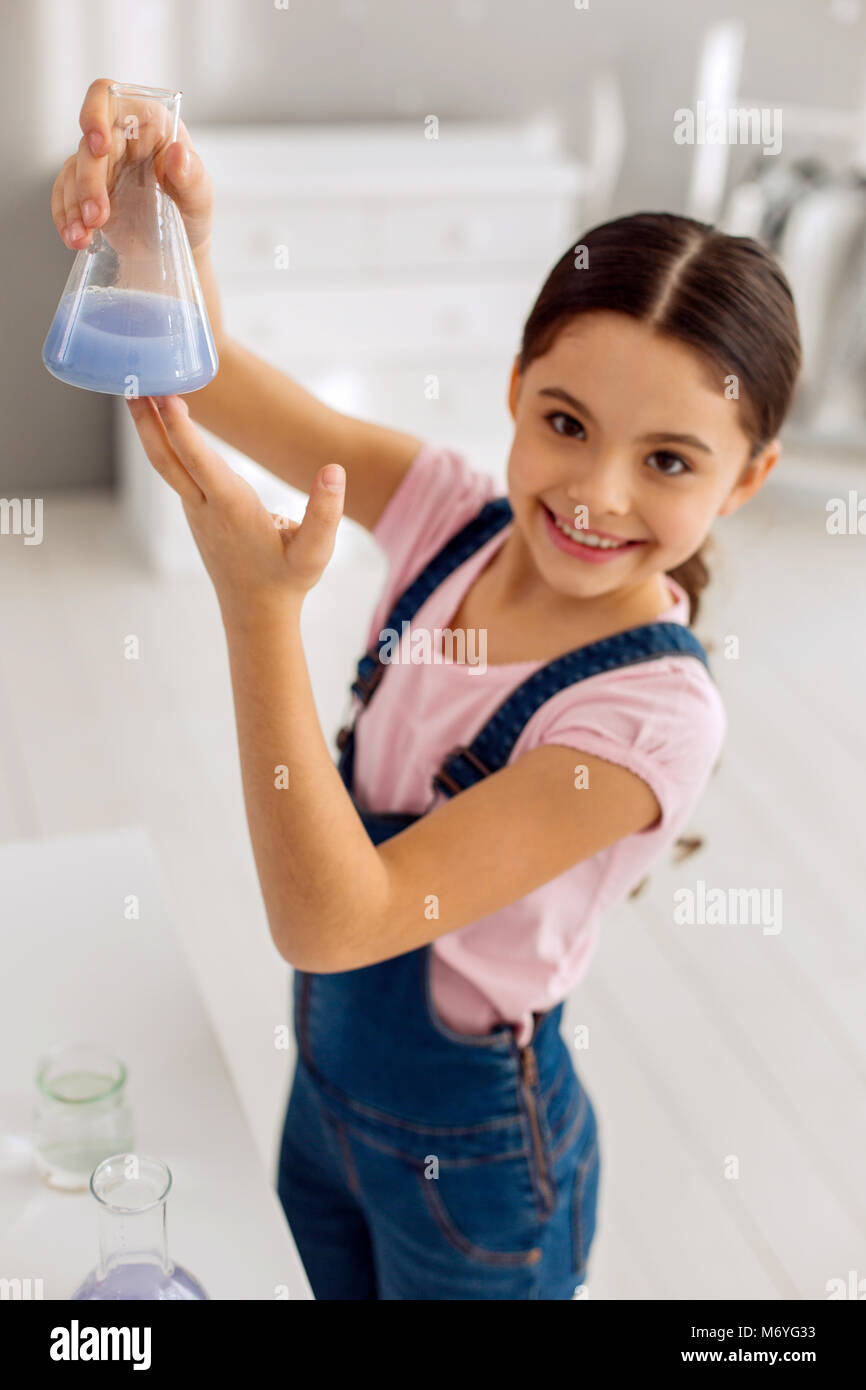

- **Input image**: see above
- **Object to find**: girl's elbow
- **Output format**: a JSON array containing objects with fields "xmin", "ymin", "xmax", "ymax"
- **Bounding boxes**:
[
  {"xmin": 273, "ymin": 924, "xmax": 346, "ymax": 973},
  {"xmin": 275, "ymin": 882, "xmax": 390, "ymax": 971}
]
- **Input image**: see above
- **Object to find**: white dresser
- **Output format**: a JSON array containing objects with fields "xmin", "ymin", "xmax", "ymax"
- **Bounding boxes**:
[{"xmin": 118, "ymin": 117, "xmax": 586, "ymax": 574}]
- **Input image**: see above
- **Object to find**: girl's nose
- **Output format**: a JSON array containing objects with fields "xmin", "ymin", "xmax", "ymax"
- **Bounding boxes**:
[{"xmin": 564, "ymin": 461, "xmax": 633, "ymax": 524}]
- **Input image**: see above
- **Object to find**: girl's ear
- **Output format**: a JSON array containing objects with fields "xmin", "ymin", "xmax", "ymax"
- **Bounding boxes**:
[
  {"xmin": 718, "ymin": 438, "xmax": 782, "ymax": 518},
  {"xmin": 507, "ymin": 356, "xmax": 522, "ymax": 422}
]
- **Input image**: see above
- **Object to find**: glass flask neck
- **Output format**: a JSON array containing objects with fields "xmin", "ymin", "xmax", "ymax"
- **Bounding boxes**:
[
  {"xmin": 97, "ymin": 1200, "xmax": 171, "ymax": 1277},
  {"xmin": 91, "ymin": 1155, "xmax": 174, "ymax": 1279},
  {"xmin": 108, "ymin": 83, "xmax": 181, "ymax": 147}
]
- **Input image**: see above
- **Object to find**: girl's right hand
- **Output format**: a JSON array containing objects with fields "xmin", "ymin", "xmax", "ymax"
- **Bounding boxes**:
[{"xmin": 50, "ymin": 77, "xmax": 214, "ymax": 257}]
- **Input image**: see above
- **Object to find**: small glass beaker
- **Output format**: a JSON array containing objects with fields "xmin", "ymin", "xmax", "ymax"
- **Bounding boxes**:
[
  {"xmin": 72, "ymin": 1153, "xmax": 209, "ymax": 1300},
  {"xmin": 33, "ymin": 1042, "xmax": 135, "ymax": 1191},
  {"xmin": 42, "ymin": 82, "xmax": 219, "ymax": 396}
]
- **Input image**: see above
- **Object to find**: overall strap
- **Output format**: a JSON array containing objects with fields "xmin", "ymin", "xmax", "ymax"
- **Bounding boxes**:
[
  {"xmin": 335, "ymin": 492, "xmax": 712, "ymax": 805},
  {"xmin": 431, "ymin": 621, "xmax": 711, "ymax": 797},
  {"xmin": 345, "ymin": 496, "xmax": 513, "ymax": 707}
]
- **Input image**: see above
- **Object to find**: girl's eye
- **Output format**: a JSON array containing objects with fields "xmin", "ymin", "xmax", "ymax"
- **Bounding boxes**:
[
  {"xmin": 646, "ymin": 450, "xmax": 691, "ymax": 477},
  {"xmin": 545, "ymin": 410, "xmax": 585, "ymax": 439},
  {"xmin": 543, "ymin": 413, "xmax": 692, "ymax": 475}
]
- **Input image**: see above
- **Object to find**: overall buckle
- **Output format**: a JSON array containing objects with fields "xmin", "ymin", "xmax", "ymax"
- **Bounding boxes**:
[
  {"xmin": 351, "ymin": 659, "xmax": 385, "ymax": 702},
  {"xmin": 432, "ymin": 744, "xmax": 492, "ymax": 795}
]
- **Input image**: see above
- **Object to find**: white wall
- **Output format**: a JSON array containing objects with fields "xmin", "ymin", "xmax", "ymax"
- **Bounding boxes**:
[{"xmin": 5, "ymin": 0, "xmax": 866, "ymax": 489}]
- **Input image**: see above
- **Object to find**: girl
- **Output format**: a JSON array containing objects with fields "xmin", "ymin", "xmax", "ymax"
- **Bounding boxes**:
[{"xmin": 56, "ymin": 84, "xmax": 801, "ymax": 1300}]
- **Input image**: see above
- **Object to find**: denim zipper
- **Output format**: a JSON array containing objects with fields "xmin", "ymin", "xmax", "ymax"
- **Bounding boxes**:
[{"xmin": 519, "ymin": 1045, "xmax": 555, "ymax": 1215}]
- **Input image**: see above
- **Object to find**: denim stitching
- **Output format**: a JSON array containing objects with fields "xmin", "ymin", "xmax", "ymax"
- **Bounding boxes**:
[
  {"xmin": 416, "ymin": 1168, "xmax": 543, "ymax": 1268},
  {"xmin": 571, "ymin": 1135, "xmax": 599, "ymax": 1277},
  {"xmin": 298, "ymin": 1052, "xmax": 525, "ymax": 1136},
  {"xmin": 541, "ymin": 1051, "xmax": 568, "ymax": 1106},
  {"xmin": 331, "ymin": 1115, "xmax": 363, "ymax": 1199},
  {"xmin": 538, "ymin": 1071, "xmax": 571, "ymax": 1152},
  {"xmin": 329, "ymin": 1111, "xmax": 531, "ymax": 1167},
  {"xmin": 550, "ymin": 1087, "xmax": 589, "ymax": 1163}
]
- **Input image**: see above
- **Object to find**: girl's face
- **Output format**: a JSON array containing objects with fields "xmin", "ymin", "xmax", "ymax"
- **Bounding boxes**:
[{"xmin": 506, "ymin": 310, "xmax": 779, "ymax": 609}]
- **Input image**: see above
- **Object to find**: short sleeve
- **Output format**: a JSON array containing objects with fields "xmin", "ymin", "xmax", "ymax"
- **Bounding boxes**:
[
  {"xmin": 521, "ymin": 658, "xmax": 727, "ymax": 838},
  {"xmin": 372, "ymin": 441, "xmax": 497, "ymax": 590},
  {"xmin": 367, "ymin": 442, "xmax": 498, "ymax": 646}
]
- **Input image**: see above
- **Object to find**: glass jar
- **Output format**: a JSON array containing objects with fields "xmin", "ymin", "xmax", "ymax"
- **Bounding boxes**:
[
  {"xmin": 33, "ymin": 1042, "xmax": 135, "ymax": 1191},
  {"xmin": 72, "ymin": 1153, "xmax": 209, "ymax": 1300}
]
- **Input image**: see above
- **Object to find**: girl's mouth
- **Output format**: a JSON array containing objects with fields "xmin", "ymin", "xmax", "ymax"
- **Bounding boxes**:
[{"xmin": 540, "ymin": 502, "xmax": 646, "ymax": 563}]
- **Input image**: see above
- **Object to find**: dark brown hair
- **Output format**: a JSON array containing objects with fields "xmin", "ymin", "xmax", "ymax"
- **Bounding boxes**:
[
  {"xmin": 516, "ymin": 211, "xmax": 802, "ymax": 626},
  {"xmin": 516, "ymin": 212, "xmax": 801, "ymax": 885}
]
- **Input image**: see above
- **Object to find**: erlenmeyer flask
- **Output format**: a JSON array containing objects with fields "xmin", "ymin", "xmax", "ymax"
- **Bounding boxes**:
[
  {"xmin": 71, "ymin": 1153, "xmax": 209, "ymax": 1300},
  {"xmin": 42, "ymin": 83, "xmax": 218, "ymax": 397}
]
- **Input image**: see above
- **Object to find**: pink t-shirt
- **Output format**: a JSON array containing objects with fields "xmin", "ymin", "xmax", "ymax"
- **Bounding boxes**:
[{"xmin": 350, "ymin": 442, "xmax": 726, "ymax": 1045}]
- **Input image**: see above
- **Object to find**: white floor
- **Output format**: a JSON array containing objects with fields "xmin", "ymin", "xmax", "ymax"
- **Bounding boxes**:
[{"xmin": 1, "ymin": 446, "xmax": 863, "ymax": 1299}]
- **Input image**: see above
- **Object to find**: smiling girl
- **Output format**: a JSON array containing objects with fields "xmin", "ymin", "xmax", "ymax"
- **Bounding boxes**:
[{"xmin": 55, "ymin": 84, "xmax": 801, "ymax": 1300}]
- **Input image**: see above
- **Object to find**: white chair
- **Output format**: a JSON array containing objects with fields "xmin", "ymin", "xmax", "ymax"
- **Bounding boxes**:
[
  {"xmin": 686, "ymin": 18, "xmax": 866, "ymax": 444},
  {"xmin": 685, "ymin": 18, "xmax": 866, "ymax": 226}
]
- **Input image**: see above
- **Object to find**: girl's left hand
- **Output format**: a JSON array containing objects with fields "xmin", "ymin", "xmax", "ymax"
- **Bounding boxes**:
[{"xmin": 126, "ymin": 394, "xmax": 346, "ymax": 615}]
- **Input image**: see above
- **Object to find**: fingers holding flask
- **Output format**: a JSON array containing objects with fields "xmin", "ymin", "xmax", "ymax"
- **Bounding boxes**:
[{"xmin": 52, "ymin": 80, "xmax": 214, "ymax": 255}]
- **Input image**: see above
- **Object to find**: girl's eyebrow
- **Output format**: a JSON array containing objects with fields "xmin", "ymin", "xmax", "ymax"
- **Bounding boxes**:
[
  {"xmin": 538, "ymin": 386, "xmax": 599, "ymax": 423},
  {"xmin": 537, "ymin": 386, "xmax": 715, "ymax": 456}
]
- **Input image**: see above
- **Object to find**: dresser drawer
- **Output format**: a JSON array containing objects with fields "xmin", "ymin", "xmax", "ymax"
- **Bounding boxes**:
[
  {"xmin": 211, "ymin": 200, "xmax": 370, "ymax": 275},
  {"xmin": 374, "ymin": 195, "xmax": 576, "ymax": 269},
  {"xmin": 300, "ymin": 360, "xmax": 509, "ymax": 434},
  {"xmin": 225, "ymin": 276, "xmax": 539, "ymax": 362},
  {"xmin": 212, "ymin": 195, "xmax": 576, "ymax": 276}
]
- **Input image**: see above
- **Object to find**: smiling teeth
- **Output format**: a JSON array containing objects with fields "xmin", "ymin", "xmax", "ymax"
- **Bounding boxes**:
[{"xmin": 551, "ymin": 514, "xmax": 628, "ymax": 548}]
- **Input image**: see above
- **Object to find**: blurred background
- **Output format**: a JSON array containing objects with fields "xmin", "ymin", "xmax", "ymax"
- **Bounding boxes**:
[{"xmin": 1, "ymin": 0, "xmax": 864, "ymax": 1301}]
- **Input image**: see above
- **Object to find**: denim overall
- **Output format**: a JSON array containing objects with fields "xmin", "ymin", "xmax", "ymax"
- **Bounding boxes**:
[{"xmin": 277, "ymin": 496, "xmax": 711, "ymax": 1300}]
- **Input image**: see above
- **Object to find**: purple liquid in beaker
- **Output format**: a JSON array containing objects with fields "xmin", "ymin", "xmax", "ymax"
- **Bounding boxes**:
[{"xmin": 73, "ymin": 1261, "xmax": 208, "ymax": 1301}]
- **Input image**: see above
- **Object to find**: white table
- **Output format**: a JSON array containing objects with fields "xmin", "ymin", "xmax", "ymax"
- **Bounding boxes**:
[{"xmin": 0, "ymin": 827, "xmax": 312, "ymax": 1300}]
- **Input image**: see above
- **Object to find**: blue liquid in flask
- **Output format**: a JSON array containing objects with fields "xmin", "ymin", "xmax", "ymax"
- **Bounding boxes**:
[{"xmin": 43, "ymin": 285, "xmax": 218, "ymax": 397}]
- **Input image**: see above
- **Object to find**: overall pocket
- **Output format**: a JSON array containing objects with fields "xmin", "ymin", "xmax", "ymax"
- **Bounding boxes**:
[
  {"xmin": 415, "ymin": 1151, "xmax": 545, "ymax": 1267},
  {"xmin": 319, "ymin": 1100, "xmax": 546, "ymax": 1270}
]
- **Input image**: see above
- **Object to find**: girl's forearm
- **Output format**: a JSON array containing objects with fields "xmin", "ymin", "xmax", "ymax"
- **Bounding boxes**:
[{"xmin": 221, "ymin": 597, "xmax": 390, "ymax": 970}]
